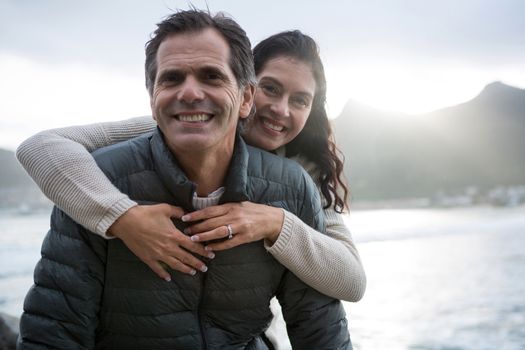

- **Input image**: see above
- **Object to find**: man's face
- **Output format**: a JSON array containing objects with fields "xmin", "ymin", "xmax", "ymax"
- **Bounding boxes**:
[{"xmin": 150, "ymin": 28, "xmax": 253, "ymax": 157}]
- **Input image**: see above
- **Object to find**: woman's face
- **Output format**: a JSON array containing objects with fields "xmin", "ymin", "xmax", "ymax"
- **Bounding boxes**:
[{"xmin": 242, "ymin": 56, "xmax": 316, "ymax": 151}]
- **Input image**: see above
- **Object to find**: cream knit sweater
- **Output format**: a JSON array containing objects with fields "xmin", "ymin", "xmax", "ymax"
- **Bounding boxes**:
[{"xmin": 16, "ymin": 117, "xmax": 366, "ymax": 302}]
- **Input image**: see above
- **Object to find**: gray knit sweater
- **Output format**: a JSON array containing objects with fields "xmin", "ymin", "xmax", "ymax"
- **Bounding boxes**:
[{"xmin": 16, "ymin": 117, "xmax": 366, "ymax": 302}]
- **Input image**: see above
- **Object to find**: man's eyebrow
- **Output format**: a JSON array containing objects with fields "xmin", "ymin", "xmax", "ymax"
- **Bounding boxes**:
[
  {"xmin": 156, "ymin": 68, "xmax": 183, "ymax": 81},
  {"xmin": 199, "ymin": 65, "xmax": 228, "ymax": 76}
]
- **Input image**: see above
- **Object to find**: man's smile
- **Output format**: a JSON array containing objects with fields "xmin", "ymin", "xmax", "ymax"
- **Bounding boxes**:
[{"xmin": 176, "ymin": 113, "xmax": 212, "ymax": 123}]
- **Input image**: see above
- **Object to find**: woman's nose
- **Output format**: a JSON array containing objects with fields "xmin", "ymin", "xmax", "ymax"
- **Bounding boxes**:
[{"xmin": 269, "ymin": 97, "xmax": 290, "ymax": 118}]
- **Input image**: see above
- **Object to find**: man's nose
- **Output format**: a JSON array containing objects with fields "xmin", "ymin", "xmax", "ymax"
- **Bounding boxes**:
[
  {"xmin": 269, "ymin": 97, "xmax": 290, "ymax": 118},
  {"xmin": 177, "ymin": 77, "xmax": 205, "ymax": 103}
]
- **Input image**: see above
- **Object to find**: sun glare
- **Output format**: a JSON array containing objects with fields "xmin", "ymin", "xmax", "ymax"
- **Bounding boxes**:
[
  {"xmin": 325, "ymin": 60, "xmax": 502, "ymax": 117},
  {"xmin": 0, "ymin": 55, "xmax": 151, "ymax": 150}
]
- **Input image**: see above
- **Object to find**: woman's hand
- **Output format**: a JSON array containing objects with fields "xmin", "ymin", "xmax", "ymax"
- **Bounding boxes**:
[
  {"xmin": 107, "ymin": 204, "xmax": 214, "ymax": 281},
  {"xmin": 181, "ymin": 202, "xmax": 285, "ymax": 251}
]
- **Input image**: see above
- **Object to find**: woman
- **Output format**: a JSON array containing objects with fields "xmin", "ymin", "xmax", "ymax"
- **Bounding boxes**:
[{"xmin": 16, "ymin": 30, "xmax": 365, "ymax": 302}]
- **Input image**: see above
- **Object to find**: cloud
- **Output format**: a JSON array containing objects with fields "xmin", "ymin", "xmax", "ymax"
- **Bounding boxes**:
[
  {"xmin": 2, "ymin": 0, "xmax": 524, "ymax": 69},
  {"xmin": 1, "ymin": 0, "xmax": 524, "ymax": 149},
  {"xmin": 0, "ymin": 0, "xmax": 163, "ymax": 70}
]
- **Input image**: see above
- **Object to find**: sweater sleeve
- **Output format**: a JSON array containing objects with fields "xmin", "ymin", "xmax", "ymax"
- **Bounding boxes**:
[
  {"xmin": 266, "ymin": 207, "xmax": 366, "ymax": 302},
  {"xmin": 15, "ymin": 117, "xmax": 156, "ymax": 237},
  {"xmin": 274, "ymin": 168, "xmax": 351, "ymax": 349},
  {"xmin": 266, "ymin": 153, "xmax": 367, "ymax": 302}
]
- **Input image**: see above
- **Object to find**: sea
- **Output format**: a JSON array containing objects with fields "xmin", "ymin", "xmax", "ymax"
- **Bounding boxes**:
[{"xmin": 1, "ymin": 206, "xmax": 524, "ymax": 350}]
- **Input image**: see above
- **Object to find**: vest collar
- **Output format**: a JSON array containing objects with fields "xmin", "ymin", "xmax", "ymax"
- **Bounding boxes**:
[{"xmin": 150, "ymin": 128, "xmax": 250, "ymax": 211}]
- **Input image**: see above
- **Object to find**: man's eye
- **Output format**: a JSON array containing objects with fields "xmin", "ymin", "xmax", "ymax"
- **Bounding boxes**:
[
  {"xmin": 159, "ymin": 73, "xmax": 183, "ymax": 85},
  {"xmin": 201, "ymin": 70, "xmax": 224, "ymax": 83},
  {"xmin": 206, "ymin": 73, "xmax": 221, "ymax": 80}
]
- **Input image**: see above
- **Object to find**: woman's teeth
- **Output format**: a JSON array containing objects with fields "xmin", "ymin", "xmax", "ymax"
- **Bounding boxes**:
[
  {"xmin": 263, "ymin": 120, "xmax": 284, "ymax": 132},
  {"xmin": 177, "ymin": 114, "xmax": 211, "ymax": 122}
]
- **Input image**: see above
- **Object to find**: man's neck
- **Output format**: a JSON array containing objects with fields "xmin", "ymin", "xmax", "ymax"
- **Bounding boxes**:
[{"xmin": 175, "ymin": 149, "xmax": 232, "ymax": 196}]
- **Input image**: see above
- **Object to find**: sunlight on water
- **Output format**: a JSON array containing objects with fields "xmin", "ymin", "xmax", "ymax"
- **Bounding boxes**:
[
  {"xmin": 345, "ymin": 206, "xmax": 525, "ymax": 350},
  {"xmin": 0, "ymin": 211, "xmax": 50, "ymax": 316},
  {"xmin": 1, "ymin": 207, "xmax": 524, "ymax": 349}
]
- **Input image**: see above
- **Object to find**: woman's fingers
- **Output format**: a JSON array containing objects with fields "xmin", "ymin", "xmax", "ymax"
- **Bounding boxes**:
[
  {"xmin": 149, "ymin": 243, "xmax": 212, "ymax": 278},
  {"xmin": 185, "ymin": 217, "xmax": 226, "ymax": 235},
  {"xmin": 186, "ymin": 202, "xmax": 284, "ymax": 248},
  {"xmin": 204, "ymin": 234, "xmax": 246, "ymax": 251},
  {"xmin": 164, "ymin": 250, "xmax": 208, "ymax": 274},
  {"xmin": 184, "ymin": 205, "xmax": 239, "ymax": 234},
  {"xmin": 164, "ymin": 203, "xmax": 186, "ymax": 219},
  {"xmin": 109, "ymin": 203, "xmax": 216, "ymax": 279},
  {"xmin": 147, "ymin": 260, "xmax": 173, "ymax": 281},
  {"xmin": 190, "ymin": 225, "xmax": 232, "ymax": 242},
  {"xmin": 152, "ymin": 232, "xmax": 212, "ymax": 274},
  {"xmin": 181, "ymin": 204, "xmax": 229, "ymax": 223},
  {"xmin": 177, "ymin": 235, "xmax": 216, "ymax": 259}
]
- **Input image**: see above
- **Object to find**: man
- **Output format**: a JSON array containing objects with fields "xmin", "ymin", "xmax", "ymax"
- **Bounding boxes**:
[{"xmin": 18, "ymin": 10, "xmax": 351, "ymax": 349}]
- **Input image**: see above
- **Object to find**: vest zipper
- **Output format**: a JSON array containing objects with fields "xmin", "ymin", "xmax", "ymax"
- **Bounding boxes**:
[{"xmin": 198, "ymin": 265, "xmax": 209, "ymax": 349}]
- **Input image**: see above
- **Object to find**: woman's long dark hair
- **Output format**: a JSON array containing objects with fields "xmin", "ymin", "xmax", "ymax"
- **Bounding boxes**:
[{"xmin": 253, "ymin": 30, "xmax": 349, "ymax": 212}]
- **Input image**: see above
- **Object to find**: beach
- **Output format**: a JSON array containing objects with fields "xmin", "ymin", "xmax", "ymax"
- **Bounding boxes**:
[{"xmin": 1, "ymin": 206, "xmax": 524, "ymax": 349}]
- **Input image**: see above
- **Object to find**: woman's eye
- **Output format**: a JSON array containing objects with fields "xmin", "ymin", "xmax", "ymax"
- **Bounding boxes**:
[
  {"xmin": 291, "ymin": 97, "xmax": 310, "ymax": 108},
  {"xmin": 261, "ymin": 84, "xmax": 279, "ymax": 95}
]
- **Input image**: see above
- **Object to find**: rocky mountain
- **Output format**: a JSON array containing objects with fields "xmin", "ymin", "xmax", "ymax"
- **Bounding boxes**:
[
  {"xmin": 1, "ymin": 82, "xmax": 524, "ymax": 205},
  {"xmin": 333, "ymin": 82, "xmax": 525, "ymax": 201}
]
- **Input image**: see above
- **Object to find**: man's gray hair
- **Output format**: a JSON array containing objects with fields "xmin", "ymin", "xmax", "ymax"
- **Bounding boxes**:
[{"xmin": 144, "ymin": 9, "xmax": 257, "ymax": 96}]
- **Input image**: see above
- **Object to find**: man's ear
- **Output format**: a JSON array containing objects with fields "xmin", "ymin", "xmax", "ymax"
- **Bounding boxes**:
[
  {"xmin": 150, "ymin": 98, "xmax": 158, "ymax": 122},
  {"xmin": 239, "ymin": 84, "xmax": 256, "ymax": 119}
]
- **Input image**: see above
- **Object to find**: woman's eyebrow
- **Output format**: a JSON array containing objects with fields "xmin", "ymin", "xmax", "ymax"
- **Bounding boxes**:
[{"xmin": 258, "ymin": 76, "xmax": 283, "ymax": 88}]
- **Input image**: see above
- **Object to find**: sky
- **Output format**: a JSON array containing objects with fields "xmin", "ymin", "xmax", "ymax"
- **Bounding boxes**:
[{"xmin": 1, "ymin": 0, "xmax": 524, "ymax": 150}]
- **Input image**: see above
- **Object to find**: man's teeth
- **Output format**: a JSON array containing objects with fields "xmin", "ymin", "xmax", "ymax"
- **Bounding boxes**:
[
  {"xmin": 178, "ymin": 114, "xmax": 211, "ymax": 122},
  {"xmin": 263, "ymin": 120, "xmax": 284, "ymax": 132}
]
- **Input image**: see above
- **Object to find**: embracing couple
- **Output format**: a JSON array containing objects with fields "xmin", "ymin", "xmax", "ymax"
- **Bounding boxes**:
[{"xmin": 17, "ymin": 8, "xmax": 365, "ymax": 350}]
